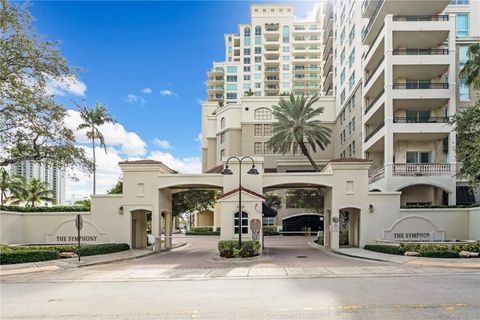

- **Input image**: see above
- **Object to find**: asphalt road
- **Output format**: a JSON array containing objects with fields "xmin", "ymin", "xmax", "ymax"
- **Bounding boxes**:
[{"xmin": 1, "ymin": 236, "xmax": 479, "ymax": 319}]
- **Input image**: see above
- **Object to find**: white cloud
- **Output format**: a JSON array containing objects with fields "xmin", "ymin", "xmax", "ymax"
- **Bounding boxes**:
[
  {"xmin": 65, "ymin": 110, "xmax": 147, "ymax": 155},
  {"xmin": 159, "ymin": 89, "xmax": 178, "ymax": 97},
  {"xmin": 152, "ymin": 138, "xmax": 171, "ymax": 150},
  {"xmin": 150, "ymin": 151, "xmax": 201, "ymax": 174},
  {"xmin": 46, "ymin": 75, "xmax": 87, "ymax": 97},
  {"xmin": 195, "ymin": 133, "xmax": 202, "ymax": 142},
  {"xmin": 141, "ymin": 88, "xmax": 152, "ymax": 94},
  {"xmin": 125, "ymin": 94, "xmax": 146, "ymax": 106},
  {"xmin": 295, "ymin": 3, "xmax": 321, "ymax": 22},
  {"xmin": 66, "ymin": 146, "xmax": 123, "ymax": 198}
]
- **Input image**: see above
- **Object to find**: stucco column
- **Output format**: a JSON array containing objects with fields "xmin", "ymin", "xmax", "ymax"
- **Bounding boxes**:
[
  {"xmin": 323, "ymin": 187, "xmax": 332, "ymax": 248},
  {"xmin": 213, "ymin": 204, "xmax": 221, "ymax": 231},
  {"xmin": 158, "ymin": 188, "xmax": 172, "ymax": 250},
  {"xmin": 329, "ymin": 208, "xmax": 340, "ymax": 249},
  {"xmin": 165, "ymin": 211, "xmax": 173, "ymax": 249}
]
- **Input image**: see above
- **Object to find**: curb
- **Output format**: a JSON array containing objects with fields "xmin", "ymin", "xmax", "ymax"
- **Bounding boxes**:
[{"xmin": 330, "ymin": 249, "xmax": 394, "ymax": 263}]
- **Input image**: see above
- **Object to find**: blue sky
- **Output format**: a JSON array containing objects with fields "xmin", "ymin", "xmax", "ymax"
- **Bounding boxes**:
[{"xmin": 28, "ymin": 1, "xmax": 319, "ymax": 198}]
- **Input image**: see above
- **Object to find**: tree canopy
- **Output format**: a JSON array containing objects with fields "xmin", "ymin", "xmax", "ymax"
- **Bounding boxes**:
[{"xmin": 0, "ymin": 0, "xmax": 91, "ymax": 173}]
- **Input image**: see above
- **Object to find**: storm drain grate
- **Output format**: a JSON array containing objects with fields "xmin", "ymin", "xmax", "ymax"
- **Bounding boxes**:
[{"xmin": 296, "ymin": 255, "xmax": 308, "ymax": 258}]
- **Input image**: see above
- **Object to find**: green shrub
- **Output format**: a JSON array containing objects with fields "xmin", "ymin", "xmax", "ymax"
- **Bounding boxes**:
[
  {"xmin": 419, "ymin": 243, "xmax": 449, "ymax": 252},
  {"xmin": 191, "ymin": 227, "xmax": 213, "ymax": 233},
  {"xmin": 218, "ymin": 240, "xmax": 260, "ymax": 258},
  {"xmin": 185, "ymin": 231, "xmax": 220, "ymax": 236},
  {"xmin": 0, "ymin": 245, "xmax": 77, "ymax": 253},
  {"xmin": 452, "ymin": 242, "xmax": 480, "ymax": 253},
  {"xmin": 339, "ymin": 230, "xmax": 349, "ymax": 246},
  {"xmin": 218, "ymin": 240, "xmax": 236, "ymax": 258},
  {"xmin": 0, "ymin": 250, "xmax": 59, "ymax": 264},
  {"xmin": 0, "ymin": 205, "xmax": 90, "ymax": 212},
  {"xmin": 263, "ymin": 226, "xmax": 280, "ymax": 236},
  {"xmin": 239, "ymin": 241, "xmax": 260, "ymax": 258},
  {"xmin": 400, "ymin": 243, "xmax": 420, "ymax": 252},
  {"xmin": 77, "ymin": 243, "xmax": 130, "ymax": 256},
  {"xmin": 419, "ymin": 251, "xmax": 459, "ymax": 258},
  {"xmin": 364, "ymin": 244, "xmax": 406, "ymax": 255}
]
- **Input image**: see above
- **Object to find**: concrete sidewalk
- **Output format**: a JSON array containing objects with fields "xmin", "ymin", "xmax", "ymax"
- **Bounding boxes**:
[
  {"xmin": 332, "ymin": 247, "xmax": 480, "ymax": 269},
  {"xmin": 0, "ymin": 242, "xmax": 186, "ymax": 276}
]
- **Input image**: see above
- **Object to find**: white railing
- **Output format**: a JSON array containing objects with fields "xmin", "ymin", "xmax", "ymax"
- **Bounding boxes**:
[
  {"xmin": 368, "ymin": 166, "xmax": 385, "ymax": 184},
  {"xmin": 393, "ymin": 163, "xmax": 450, "ymax": 176}
]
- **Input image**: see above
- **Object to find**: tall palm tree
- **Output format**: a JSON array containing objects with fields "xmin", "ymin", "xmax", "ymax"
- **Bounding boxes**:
[
  {"xmin": 76, "ymin": 102, "xmax": 115, "ymax": 194},
  {"xmin": 267, "ymin": 93, "xmax": 331, "ymax": 172},
  {"xmin": 460, "ymin": 43, "xmax": 480, "ymax": 89},
  {"xmin": 0, "ymin": 168, "xmax": 26, "ymax": 206},
  {"xmin": 10, "ymin": 178, "xmax": 56, "ymax": 207}
]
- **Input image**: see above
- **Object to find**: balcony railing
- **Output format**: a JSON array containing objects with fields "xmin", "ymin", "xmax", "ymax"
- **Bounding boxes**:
[
  {"xmin": 364, "ymin": 88, "xmax": 385, "ymax": 114},
  {"xmin": 362, "ymin": 0, "xmax": 384, "ymax": 40},
  {"xmin": 393, "ymin": 163, "xmax": 450, "ymax": 176},
  {"xmin": 363, "ymin": 24, "xmax": 384, "ymax": 61},
  {"xmin": 393, "ymin": 117, "xmax": 449, "ymax": 123},
  {"xmin": 368, "ymin": 166, "xmax": 385, "ymax": 184},
  {"xmin": 393, "ymin": 82, "xmax": 449, "ymax": 89},
  {"xmin": 392, "ymin": 15, "xmax": 449, "ymax": 22},
  {"xmin": 393, "ymin": 48, "xmax": 449, "ymax": 55},
  {"xmin": 365, "ymin": 57, "xmax": 385, "ymax": 85},
  {"xmin": 365, "ymin": 121, "xmax": 385, "ymax": 142}
]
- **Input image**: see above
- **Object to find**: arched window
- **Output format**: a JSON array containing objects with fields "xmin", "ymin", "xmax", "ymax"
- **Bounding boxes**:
[
  {"xmin": 255, "ymin": 26, "xmax": 261, "ymax": 36},
  {"xmin": 254, "ymin": 108, "xmax": 272, "ymax": 120},
  {"xmin": 234, "ymin": 211, "xmax": 249, "ymax": 234},
  {"xmin": 220, "ymin": 117, "xmax": 225, "ymax": 129},
  {"xmin": 244, "ymin": 27, "xmax": 250, "ymax": 37},
  {"xmin": 282, "ymin": 26, "xmax": 290, "ymax": 43}
]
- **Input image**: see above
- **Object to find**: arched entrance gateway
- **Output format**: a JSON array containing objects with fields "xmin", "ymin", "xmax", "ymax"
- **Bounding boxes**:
[{"xmin": 87, "ymin": 158, "xmax": 373, "ymax": 251}]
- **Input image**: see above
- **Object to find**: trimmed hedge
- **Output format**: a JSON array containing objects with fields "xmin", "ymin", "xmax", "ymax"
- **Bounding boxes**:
[
  {"xmin": 452, "ymin": 242, "xmax": 480, "ymax": 253},
  {"xmin": 0, "ymin": 205, "xmax": 90, "ymax": 212},
  {"xmin": 263, "ymin": 226, "xmax": 280, "ymax": 236},
  {"xmin": 401, "ymin": 204, "xmax": 478, "ymax": 209},
  {"xmin": 191, "ymin": 227, "xmax": 213, "ymax": 233},
  {"xmin": 218, "ymin": 240, "xmax": 260, "ymax": 258},
  {"xmin": 0, "ymin": 250, "xmax": 59, "ymax": 264},
  {"xmin": 185, "ymin": 231, "xmax": 220, "ymax": 236},
  {"xmin": 364, "ymin": 245, "xmax": 406, "ymax": 255},
  {"xmin": 419, "ymin": 251, "xmax": 459, "ymax": 258},
  {"xmin": 77, "ymin": 243, "xmax": 130, "ymax": 256},
  {"xmin": 0, "ymin": 245, "xmax": 77, "ymax": 253}
]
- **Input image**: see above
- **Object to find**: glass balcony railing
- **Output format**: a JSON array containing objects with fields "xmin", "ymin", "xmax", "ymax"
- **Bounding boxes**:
[
  {"xmin": 392, "ymin": 15, "xmax": 449, "ymax": 22},
  {"xmin": 393, "ymin": 117, "xmax": 449, "ymax": 123},
  {"xmin": 393, "ymin": 82, "xmax": 449, "ymax": 89},
  {"xmin": 392, "ymin": 48, "xmax": 449, "ymax": 55}
]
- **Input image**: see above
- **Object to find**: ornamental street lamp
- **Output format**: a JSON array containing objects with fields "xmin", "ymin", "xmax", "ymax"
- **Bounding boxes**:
[{"xmin": 221, "ymin": 156, "xmax": 259, "ymax": 249}]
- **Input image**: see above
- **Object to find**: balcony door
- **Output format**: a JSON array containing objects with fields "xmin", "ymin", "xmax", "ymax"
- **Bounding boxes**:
[
  {"xmin": 406, "ymin": 110, "xmax": 430, "ymax": 123},
  {"xmin": 406, "ymin": 151, "xmax": 432, "ymax": 164}
]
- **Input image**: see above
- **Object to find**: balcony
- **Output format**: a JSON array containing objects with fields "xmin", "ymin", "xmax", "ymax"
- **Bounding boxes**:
[
  {"xmin": 392, "ymin": 15, "xmax": 449, "ymax": 22},
  {"xmin": 393, "ymin": 163, "xmax": 450, "ymax": 176},
  {"xmin": 393, "ymin": 82, "xmax": 448, "ymax": 89},
  {"xmin": 265, "ymin": 67, "xmax": 279, "ymax": 73},
  {"xmin": 365, "ymin": 89, "xmax": 385, "ymax": 115},
  {"xmin": 393, "ymin": 117, "xmax": 449, "ymax": 123},
  {"xmin": 392, "ymin": 48, "xmax": 449, "ymax": 55},
  {"xmin": 365, "ymin": 121, "xmax": 385, "ymax": 142},
  {"xmin": 365, "ymin": 57, "xmax": 385, "ymax": 86}
]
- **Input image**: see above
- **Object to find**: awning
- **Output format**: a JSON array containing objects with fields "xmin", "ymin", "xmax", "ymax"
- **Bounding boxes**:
[{"xmin": 262, "ymin": 203, "xmax": 278, "ymax": 217}]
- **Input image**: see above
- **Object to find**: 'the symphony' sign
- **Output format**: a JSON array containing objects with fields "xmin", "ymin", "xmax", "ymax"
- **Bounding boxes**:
[{"xmin": 383, "ymin": 216, "xmax": 445, "ymax": 241}]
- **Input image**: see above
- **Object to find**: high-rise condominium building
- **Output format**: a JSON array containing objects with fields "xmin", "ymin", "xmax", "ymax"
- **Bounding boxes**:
[
  {"xmin": 324, "ymin": 0, "xmax": 479, "ymax": 206},
  {"xmin": 206, "ymin": 4, "xmax": 323, "ymax": 105},
  {"xmin": 10, "ymin": 160, "xmax": 66, "ymax": 205},
  {"xmin": 202, "ymin": 2, "xmax": 479, "ymax": 212}
]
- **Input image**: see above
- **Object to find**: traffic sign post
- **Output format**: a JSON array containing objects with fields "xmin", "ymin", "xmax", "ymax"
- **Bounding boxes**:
[{"xmin": 75, "ymin": 214, "xmax": 83, "ymax": 261}]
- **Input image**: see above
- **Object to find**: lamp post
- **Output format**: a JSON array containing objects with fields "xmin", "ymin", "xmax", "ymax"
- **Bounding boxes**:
[{"xmin": 221, "ymin": 156, "xmax": 259, "ymax": 249}]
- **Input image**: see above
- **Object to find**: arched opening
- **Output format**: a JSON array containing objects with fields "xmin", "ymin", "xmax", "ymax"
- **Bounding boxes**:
[
  {"xmin": 397, "ymin": 184, "xmax": 450, "ymax": 207},
  {"xmin": 130, "ymin": 209, "xmax": 151, "ymax": 249},
  {"xmin": 282, "ymin": 213, "xmax": 323, "ymax": 235},
  {"xmin": 339, "ymin": 207, "xmax": 361, "ymax": 247}
]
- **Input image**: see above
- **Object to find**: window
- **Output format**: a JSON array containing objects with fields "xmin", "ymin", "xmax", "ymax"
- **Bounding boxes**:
[
  {"xmin": 340, "ymin": 48, "xmax": 346, "ymax": 64},
  {"xmin": 340, "ymin": 131, "xmax": 345, "ymax": 145},
  {"xmin": 349, "ymin": 72, "xmax": 355, "ymax": 89},
  {"xmin": 255, "ymin": 26, "xmax": 261, "ymax": 36},
  {"xmin": 456, "ymin": 14, "xmax": 469, "ymax": 37},
  {"xmin": 340, "ymin": 28, "xmax": 345, "ymax": 43},
  {"xmin": 244, "ymin": 57, "xmax": 251, "ymax": 64},
  {"xmin": 244, "ymin": 37, "xmax": 251, "ymax": 46},
  {"xmin": 340, "ymin": 69, "xmax": 345, "ymax": 83},
  {"xmin": 283, "ymin": 64, "xmax": 289, "ymax": 70},
  {"xmin": 351, "ymin": 141, "xmax": 356, "ymax": 156},
  {"xmin": 254, "ymin": 124, "xmax": 262, "ymax": 136},
  {"xmin": 244, "ymin": 48, "xmax": 250, "ymax": 55},
  {"xmin": 226, "ymin": 84, "xmax": 237, "ymax": 90},
  {"xmin": 254, "ymin": 108, "xmax": 272, "ymax": 120},
  {"xmin": 255, "ymin": 47, "xmax": 261, "ymax": 54},
  {"xmin": 234, "ymin": 211, "xmax": 249, "ymax": 234},
  {"xmin": 254, "ymin": 142, "xmax": 262, "ymax": 154},
  {"xmin": 460, "ymin": 78, "xmax": 470, "ymax": 101},
  {"xmin": 226, "ymin": 92, "xmax": 237, "ymax": 100},
  {"xmin": 283, "ymin": 47, "xmax": 290, "ymax": 52},
  {"xmin": 349, "ymin": 49, "xmax": 355, "ymax": 68},
  {"xmin": 244, "ymin": 27, "xmax": 250, "ymax": 37},
  {"xmin": 255, "ymin": 36, "xmax": 261, "ymax": 45},
  {"xmin": 244, "ymin": 75, "xmax": 251, "ymax": 81},
  {"xmin": 282, "ymin": 26, "xmax": 290, "ymax": 43},
  {"xmin": 255, "ymin": 56, "xmax": 261, "ymax": 63},
  {"xmin": 340, "ymin": 89, "xmax": 345, "ymax": 104},
  {"xmin": 349, "ymin": 26, "xmax": 355, "ymax": 46},
  {"xmin": 406, "ymin": 110, "xmax": 430, "ymax": 122},
  {"xmin": 244, "ymin": 66, "xmax": 251, "ymax": 72},
  {"xmin": 283, "ymin": 55, "xmax": 289, "ymax": 61},
  {"xmin": 449, "ymin": 0, "xmax": 469, "ymax": 4},
  {"xmin": 226, "ymin": 75, "xmax": 237, "ymax": 82},
  {"xmin": 406, "ymin": 151, "xmax": 432, "ymax": 163},
  {"xmin": 264, "ymin": 143, "xmax": 272, "ymax": 154},
  {"xmin": 243, "ymin": 83, "xmax": 250, "ymax": 90},
  {"xmin": 220, "ymin": 117, "xmax": 225, "ymax": 129},
  {"xmin": 220, "ymin": 132, "xmax": 225, "ymax": 144},
  {"xmin": 226, "ymin": 66, "xmax": 237, "ymax": 73},
  {"xmin": 263, "ymin": 124, "xmax": 271, "ymax": 136},
  {"xmin": 254, "ymin": 82, "xmax": 261, "ymax": 88},
  {"xmin": 263, "ymin": 217, "xmax": 275, "ymax": 226},
  {"xmin": 220, "ymin": 149, "xmax": 225, "ymax": 161},
  {"xmin": 254, "ymin": 73, "xmax": 261, "ymax": 80},
  {"xmin": 351, "ymin": 117, "xmax": 356, "ymax": 132}
]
